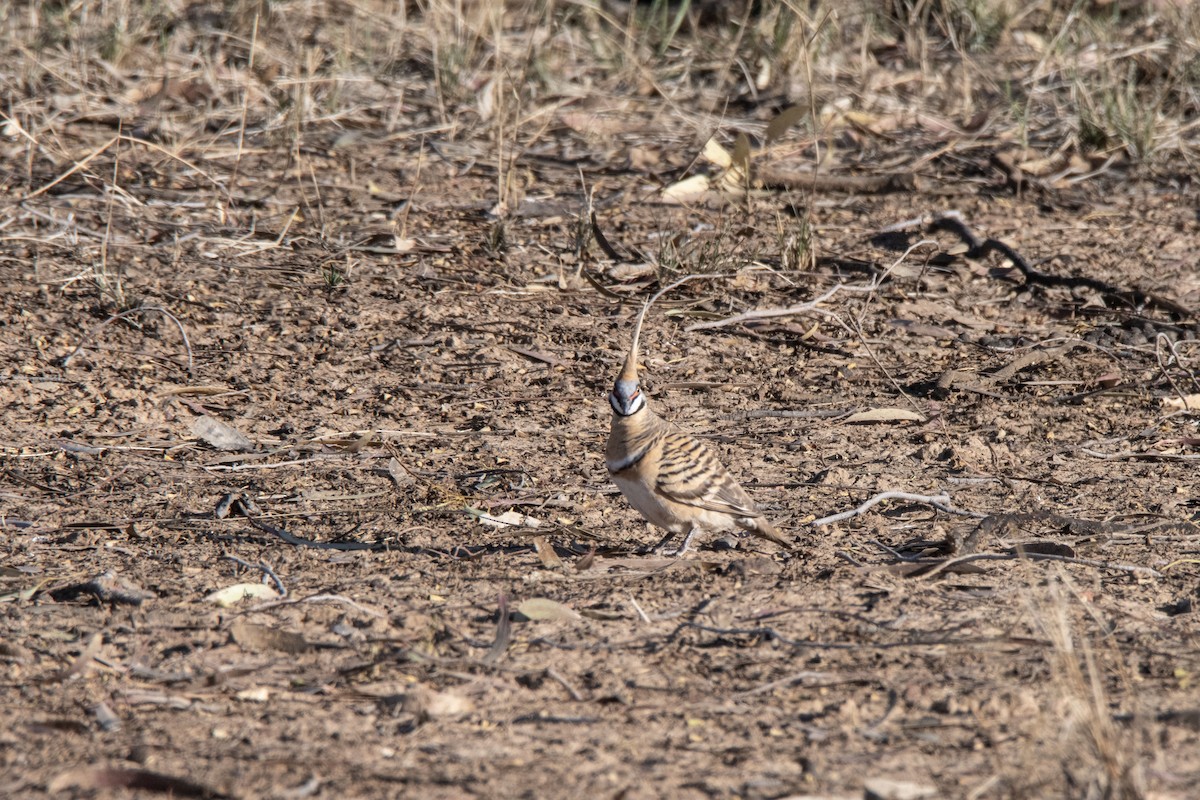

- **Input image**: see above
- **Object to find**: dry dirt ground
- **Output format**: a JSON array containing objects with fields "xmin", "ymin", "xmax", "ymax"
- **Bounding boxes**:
[{"xmin": 3, "ymin": 3, "xmax": 1200, "ymax": 799}]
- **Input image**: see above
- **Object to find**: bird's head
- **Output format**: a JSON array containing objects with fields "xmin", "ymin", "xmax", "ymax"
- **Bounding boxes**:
[{"xmin": 609, "ymin": 373, "xmax": 645, "ymax": 417}]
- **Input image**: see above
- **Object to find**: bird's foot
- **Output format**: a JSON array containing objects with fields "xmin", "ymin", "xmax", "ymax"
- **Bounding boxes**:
[{"xmin": 660, "ymin": 527, "xmax": 699, "ymax": 557}]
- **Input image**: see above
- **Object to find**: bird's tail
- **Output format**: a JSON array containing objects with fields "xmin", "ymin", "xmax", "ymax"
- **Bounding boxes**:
[{"xmin": 747, "ymin": 518, "xmax": 791, "ymax": 549}]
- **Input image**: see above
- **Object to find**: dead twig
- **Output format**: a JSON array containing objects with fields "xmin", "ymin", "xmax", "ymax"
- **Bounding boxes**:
[
  {"xmin": 735, "ymin": 670, "xmax": 846, "ymax": 697},
  {"xmin": 16, "ymin": 136, "xmax": 118, "ymax": 202},
  {"xmin": 936, "ymin": 344, "xmax": 1079, "ymax": 395},
  {"xmin": 811, "ymin": 491, "xmax": 986, "ymax": 527},
  {"xmin": 628, "ymin": 594, "xmax": 651, "ymax": 624},
  {"xmin": 686, "ymin": 239, "xmax": 936, "ymax": 334},
  {"xmin": 684, "ymin": 283, "xmax": 847, "ymax": 332},
  {"xmin": 677, "ymin": 621, "xmax": 1026, "ymax": 652},
  {"xmin": 867, "ymin": 522, "xmax": 1166, "ymax": 579},
  {"xmin": 1078, "ymin": 449, "xmax": 1200, "ymax": 462},
  {"xmin": 222, "ymin": 554, "xmax": 288, "ymax": 597},
  {"xmin": 61, "ymin": 304, "xmax": 194, "ymax": 376},
  {"xmin": 245, "ymin": 515, "xmax": 383, "ymax": 551},
  {"xmin": 916, "ymin": 551, "xmax": 1164, "ymax": 580},
  {"xmin": 545, "ymin": 667, "xmax": 584, "ymax": 701},
  {"xmin": 835, "ymin": 550, "xmax": 867, "ymax": 567},
  {"xmin": 1156, "ymin": 333, "xmax": 1200, "ymax": 408},
  {"xmin": 724, "ymin": 407, "xmax": 853, "ymax": 421},
  {"xmin": 117, "ymin": 134, "xmax": 232, "ymax": 204}
]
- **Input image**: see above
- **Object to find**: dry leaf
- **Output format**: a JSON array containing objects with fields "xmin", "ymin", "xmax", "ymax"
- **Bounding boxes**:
[
  {"xmin": 575, "ymin": 546, "xmax": 596, "ymax": 571},
  {"xmin": 765, "ymin": 105, "xmax": 807, "ymax": 143},
  {"xmin": 1163, "ymin": 393, "xmax": 1200, "ymax": 411},
  {"xmin": 3, "ymin": 116, "xmax": 25, "ymax": 138},
  {"xmin": 716, "ymin": 165, "xmax": 748, "ymax": 196},
  {"xmin": 484, "ymin": 594, "xmax": 511, "ymax": 664},
  {"xmin": 842, "ymin": 108, "xmax": 893, "ymax": 133},
  {"xmin": 48, "ymin": 766, "xmax": 227, "ymax": 798},
  {"xmin": 751, "ymin": 54, "xmax": 770, "ymax": 89},
  {"xmin": 235, "ymin": 686, "xmax": 271, "ymax": 702},
  {"xmin": 475, "ymin": 509, "xmax": 542, "ymax": 528},
  {"xmin": 561, "ymin": 111, "xmax": 630, "ymax": 137},
  {"xmin": 193, "ymin": 415, "xmax": 254, "ymax": 452},
  {"xmin": 661, "ymin": 174, "xmax": 710, "ymax": 203},
  {"xmin": 516, "ymin": 597, "xmax": 582, "ymax": 622},
  {"xmin": 701, "ymin": 136, "xmax": 732, "ymax": 168},
  {"xmin": 409, "ymin": 686, "xmax": 475, "ymax": 718},
  {"xmin": 229, "ymin": 621, "xmax": 312, "ymax": 653},
  {"xmin": 628, "ymin": 145, "xmax": 660, "ymax": 170},
  {"xmin": 120, "ymin": 690, "xmax": 192, "ymax": 709},
  {"xmin": 1011, "ymin": 541, "xmax": 1076, "ymax": 558},
  {"xmin": 731, "ymin": 132, "xmax": 751, "ymax": 171},
  {"xmin": 533, "ymin": 537, "xmax": 564, "ymax": 569},
  {"xmin": 476, "ymin": 76, "xmax": 496, "ymax": 120},
  {"xmin": 60, "ymin": 631, "xmax": 103, "ymax": 680},
  {"xmin": 205, "ymin": 583, "xmax": 280, "ymax": 607},
  {"xmin": 606, "ymin": 262, "xmax": 656, "ymax": 280},
  {"xmin": 864, "ymin": 777, "xmax": 937, "ymax": 800},
  {"xmin": 1013, "ymin": 30, "xmax": 1047, "ymax": 51},
  {"xmin": 844, "ymin": 408, "xmax": 926, "ymax": 424}
]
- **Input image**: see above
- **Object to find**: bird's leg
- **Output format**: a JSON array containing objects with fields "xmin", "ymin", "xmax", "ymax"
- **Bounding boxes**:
[
  {"xmin": 669, "ymin": 524, "xmax": 700, "ymax": 557},
  {"xmin": 648, "ymin": 527, "xmax": 679, "ymax": 555}
]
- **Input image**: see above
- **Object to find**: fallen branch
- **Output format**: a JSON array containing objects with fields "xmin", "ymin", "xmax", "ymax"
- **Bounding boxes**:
[
  {"xmin": 545, "ymin": 667, "xmax": 584, "ymax": 701},
  {"xmin": 685, "ymin": 284, "xmax": 847, "ymax": 332},
  {"xmin": 924, "ymin": 211, "xmax": 1192, "ymax": 319}
]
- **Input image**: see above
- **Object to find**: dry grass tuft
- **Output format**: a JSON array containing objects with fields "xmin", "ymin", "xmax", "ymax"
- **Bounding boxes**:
[{"xmin": 1023, "ymin": 570, "xmax": 1149, "ymax": 800}]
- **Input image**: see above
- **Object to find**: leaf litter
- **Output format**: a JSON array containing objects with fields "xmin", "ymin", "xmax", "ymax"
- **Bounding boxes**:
[{"xmin": 3, "ymin": 3, "xmax": 1200, "ymax": 799}]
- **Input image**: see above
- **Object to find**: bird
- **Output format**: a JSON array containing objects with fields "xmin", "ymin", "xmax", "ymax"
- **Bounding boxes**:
[{"xmin": 605, "ymin": 302, "xmax": 789, "ymax": 556}]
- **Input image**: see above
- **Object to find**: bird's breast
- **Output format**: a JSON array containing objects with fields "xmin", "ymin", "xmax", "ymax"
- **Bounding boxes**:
[{"xmin": 609, "ymin": 471, "xmax": 686, "ymax": 533}]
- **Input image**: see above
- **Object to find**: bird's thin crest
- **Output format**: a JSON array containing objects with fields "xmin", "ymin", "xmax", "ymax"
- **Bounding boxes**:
[
  {"xmin": 619, "ymin": 275, "xmax": 709, "ymax": 385},
  {"xmin": 619, "ymin": 299, "xmax": 651, "ymax": 384}
]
